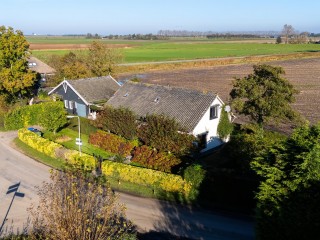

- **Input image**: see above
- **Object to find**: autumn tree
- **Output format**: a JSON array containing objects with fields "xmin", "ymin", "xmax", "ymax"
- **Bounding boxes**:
[
  {"xmin": 251, "ymin": 123, "xmax": 320, "ymax": 239},
  {"xmin": 230, "ymin": 64, "xmax": 298, "ymax": 127},
  {"xmin": 87, "ymin": 41, "xmax": 123, "ymax": 76},
  {"xmin": 282, "ymin": 24, "xmax": 295, "ymax": 44},
  {"xmin": 0, "ymin": 26, "xmax": 36, "ymax": 102},
  {"xmin": 29, "ymin": 170, "xmax": 135, "ymax": 239}
]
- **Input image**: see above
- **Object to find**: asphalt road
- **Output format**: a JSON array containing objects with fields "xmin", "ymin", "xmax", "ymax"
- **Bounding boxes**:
[{"xmin": 0, "ymin": 131, "xmax": 255, "ymax": 239}]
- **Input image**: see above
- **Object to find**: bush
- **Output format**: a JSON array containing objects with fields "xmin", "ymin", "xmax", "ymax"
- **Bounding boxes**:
[
  {"xmin": 18, "ymin": 128, "xmax": 95, "ymax": 170},
  {"xmin": 217, "ymin": 105, "xmax": 234, "ymax": 140},
  {"xmin": 183, "ymin": 164, "xmax": 206, "ymax": 201},
  {"xmin": 101, "ymin": 160, "xmax": 192, "ymax": 197},
  {"xmin": 138, "ymin": 114, "xmax": 195, "ymax": 155},
  {"xmin": 131, "ymin": 145, "xmax": 181, "ymax": 173},
  {"xmin": 89, "ymin": 131, "xmax": 138, "ymax": 156},
  {"xmin": 94, "ymin": 106, "xmax": 137, "ymax": 140},
  {"xmin": 5, "ymin": 102, "xmax": 67, "ymax": 133}
]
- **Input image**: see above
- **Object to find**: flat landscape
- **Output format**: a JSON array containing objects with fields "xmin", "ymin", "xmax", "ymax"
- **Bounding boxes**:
[
  {"xmin": 28, "ymin": 36, "xmax": 320, "ymax": 126},
  {"xmin": 28, "ymin": 36, "xmax": 320, "ymax": 63},
  {"xmin": 119, "ymin": 57, "xmax": 320, "ymax": 125}
]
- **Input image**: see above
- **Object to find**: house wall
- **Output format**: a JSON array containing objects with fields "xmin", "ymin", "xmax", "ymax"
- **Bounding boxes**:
[
  {"xmin": 53, "ymin": 85, "xmax": 89, "ymax": 117},
  {"xmin": 192, "ymin": 97, "xmax": 223, "ymax": 152}
]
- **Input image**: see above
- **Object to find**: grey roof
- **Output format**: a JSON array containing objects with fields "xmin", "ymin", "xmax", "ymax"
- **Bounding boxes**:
[
  {"xmin": 68, "ymin": 76, "xmax": 121, "ymax": 104},
  {"xmin": 107, "ymin": 82, "xmax": 219, "ymax": 132},
  {"xmin": 28, "ymin": 57, "xmax": 56, "ymax": 74}
]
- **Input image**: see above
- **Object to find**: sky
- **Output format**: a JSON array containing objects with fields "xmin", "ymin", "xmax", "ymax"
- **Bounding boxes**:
[{"xmin": 1, "ymin": 0, "xmax": 319, "ymax": 35}]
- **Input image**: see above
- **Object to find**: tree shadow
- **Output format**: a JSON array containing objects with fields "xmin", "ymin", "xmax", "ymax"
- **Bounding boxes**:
[{"xmin": 138, "ymin": 192, "xmax": 255, "ymax": 240}]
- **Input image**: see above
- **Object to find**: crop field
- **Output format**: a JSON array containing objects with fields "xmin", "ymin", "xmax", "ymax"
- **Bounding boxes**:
[
  {"xmin": 28, "ymin": 36, "xmax": 320, "ymax": 64},
  {"xmin": 118, "ymin": 57, "xmax": 320, "ymax": 126}
]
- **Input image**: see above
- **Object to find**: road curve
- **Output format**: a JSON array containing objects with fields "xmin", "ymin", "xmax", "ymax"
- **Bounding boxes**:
[{"xmin": 0, "ymin": 131, "xmax": 255, "ymax": 239}]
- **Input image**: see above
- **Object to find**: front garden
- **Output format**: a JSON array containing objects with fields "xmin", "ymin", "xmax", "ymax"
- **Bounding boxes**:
[{"xmin": 5, "ymin": 101, "xmax": 205, "ymax": 203}]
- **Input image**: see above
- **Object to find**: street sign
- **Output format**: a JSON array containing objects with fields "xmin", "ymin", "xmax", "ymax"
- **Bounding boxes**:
[{"xmin": 75, "ymin": 141, "xmax": 82, "ymax": 146}]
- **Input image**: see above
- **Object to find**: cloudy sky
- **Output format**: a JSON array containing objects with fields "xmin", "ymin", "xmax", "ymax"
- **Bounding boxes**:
[{"xmin": 1, "ymin": 0, "xmax": 319, "ymax": 35}]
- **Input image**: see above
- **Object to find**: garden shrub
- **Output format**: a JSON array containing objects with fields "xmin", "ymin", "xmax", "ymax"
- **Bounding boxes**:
[
  {"xmin": 101, "ymin": 160, "xmax": 192, "ymax": 197},
  {"xmin": 94, "ymin": 106, "xmax": 137, "ymax": 140},
  {"xmin": 131, "ymin": 145, "xmax": 181, "ymax": 173},
  {"xmin": 89, "ymin": 130, "xmax": 138, "ymax": 156},
  {"xmin": 5, "ymin": 102, "xmax": 67, "ymax": 133},
  {"xmin": 18, "ymin": 128, "xmax": 95, "ymax": 170},
  {"xmin": 137, "ymin": 114, "xmax": 195, "ymax": 155},
  {"xmin": 217, "ymin": 105, "xmax": 234, "ymax": 140},
  {"xmin": 183, "ymin": 164, "xmax": 206, "ymax": 201}
]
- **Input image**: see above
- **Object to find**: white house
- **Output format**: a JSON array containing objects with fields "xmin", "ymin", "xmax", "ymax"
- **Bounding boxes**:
[{"xmin": 107, "ymin": 81, "xmax": 227, "ymax": 152}]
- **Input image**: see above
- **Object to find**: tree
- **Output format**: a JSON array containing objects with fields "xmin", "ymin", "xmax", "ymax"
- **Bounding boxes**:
[
  {"xmin": 251, "ymin": 123, "xmax": 320, "ymax": 239},
  {"xmin": 38, "ymin": 102, "xmax": 67, "ymax": 134},
  {"xmin": 282, "ymin": 24, "xmax": 295, "ymax": 44},
  {"xmin": 87, "ymin": 41, "xmax": 123, "ymax": 77},
  {"xmin": 29, "ymin": 170, "xmax": 135, "ymax": 239},
  {"xmin": 276, "ymin": 36, "xmax": 282, "ymax": 44},
  {"xmin": 0, "ymin": 26, "xmax": 36, "ymax": 102},
  {"xmin": 230, "ymin": 64, "xmax": 298, "ymax": 127}
]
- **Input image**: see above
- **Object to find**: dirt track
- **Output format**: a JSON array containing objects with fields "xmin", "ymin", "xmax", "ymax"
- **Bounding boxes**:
[{"xmin": 119, "ymin": 57, "xmax": 320, "ymax": 125}]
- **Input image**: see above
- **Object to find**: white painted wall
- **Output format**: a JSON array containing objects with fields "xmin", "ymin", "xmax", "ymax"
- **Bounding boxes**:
[{"xmin": 192, "ymin": 97, "xmax": 224, "ymax": 152}]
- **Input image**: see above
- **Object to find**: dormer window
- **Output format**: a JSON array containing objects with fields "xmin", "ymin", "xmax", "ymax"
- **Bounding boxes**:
[
  {"xmin": 154, "ymin": 97, "xmax": 160, "ymax": 103},
  {"xmin": 123, "ymin": 92, "xmax": 129, "ymax": 97}
]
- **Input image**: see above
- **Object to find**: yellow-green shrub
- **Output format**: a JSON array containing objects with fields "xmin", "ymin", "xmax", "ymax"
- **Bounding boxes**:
[
  {"xmin": 101, "ymin": 161, "xmax": 191, "ymax": 197},
  {"xmin": 18, "ymin": 128, "xmax": 62, "ymax": 158},
  {"xmin": 18, "ymin": 128, "xmax": 95, "ymax": 170}
]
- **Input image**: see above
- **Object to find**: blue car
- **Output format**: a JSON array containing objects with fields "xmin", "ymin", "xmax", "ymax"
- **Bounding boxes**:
[{"xmin": 27, "ymin": 127, "xmax": 42, "ymax": 137}]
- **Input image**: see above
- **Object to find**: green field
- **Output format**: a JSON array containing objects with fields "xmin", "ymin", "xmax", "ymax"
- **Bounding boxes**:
[{"xmin": 28, "ymin": 37, "xmax": 320, "ymax": 64}]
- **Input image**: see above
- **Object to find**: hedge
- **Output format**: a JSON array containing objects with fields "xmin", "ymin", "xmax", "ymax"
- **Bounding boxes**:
[
  {"xmin": 18, "ymin": 128, "xmax": 95, "ymax": 170},
  {"xmin": 5, "ymin": 102, "xmax": 67, "ymax": 133},
  {"xmin": 101, "ymin": 161, "xmax": 191, "ymax": 196},
  {"xmin": 18, "ymin": 128, "xmax": 192, "ymax": 198},
  {"xmin": 89, "ymin": 131, "xmax": 138, "ymax": 156}
]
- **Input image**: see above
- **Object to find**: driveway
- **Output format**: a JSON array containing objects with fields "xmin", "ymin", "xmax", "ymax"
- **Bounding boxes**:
[{"xmin": 0, "ymin": 131, "xmax": 255, "ymax": 239}]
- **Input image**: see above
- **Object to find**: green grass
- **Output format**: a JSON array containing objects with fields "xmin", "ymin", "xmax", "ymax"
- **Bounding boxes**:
[
  {"xmin": 13, "ymin": 138, "xmax": 65, "ymax": 169},
  {"xmin": 29, "ymin": 36, "xmax": 320, "ymax": 64},
  {"xmin": 43, "ymin": 128, "xmax": 113, "ymax": 159}
]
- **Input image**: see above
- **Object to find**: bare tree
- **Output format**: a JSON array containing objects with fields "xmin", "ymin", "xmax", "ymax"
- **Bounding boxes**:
[
  {"xmin": 282, "ymin": 24, "xmax": 295, "ymax": 44},
  {"xmin": 28, "ymin": 170, "xmax": 136, "ymax": 239}
]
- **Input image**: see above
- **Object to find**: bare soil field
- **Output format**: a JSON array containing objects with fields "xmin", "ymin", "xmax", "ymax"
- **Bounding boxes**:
[{"xmin": 119, "ymin": 58, "xmax": 320, "ymax": 125}]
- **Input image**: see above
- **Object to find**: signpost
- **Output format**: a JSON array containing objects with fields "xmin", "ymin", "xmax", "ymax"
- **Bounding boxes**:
[{"xmin": 0, "ymin": 182, "xmax": 25, "ymax": 233}]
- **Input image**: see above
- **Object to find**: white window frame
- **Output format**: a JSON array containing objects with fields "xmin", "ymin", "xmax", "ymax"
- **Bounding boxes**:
[
  {"xmin": 64, "ymin": 100, "xmax": 68, "ymax": 109},
  {"xmin": 209, "ymin": 105, "xmax": 219, "ymax": 120},
  {"xmin": 69, "ymin": 101, "xmax": 73, "ymax": 110}
]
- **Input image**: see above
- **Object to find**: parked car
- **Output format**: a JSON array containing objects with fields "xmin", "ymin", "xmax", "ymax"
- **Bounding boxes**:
[{"xmin": 27, "ymin": 127, "xmax": 42, "ymax": 137}]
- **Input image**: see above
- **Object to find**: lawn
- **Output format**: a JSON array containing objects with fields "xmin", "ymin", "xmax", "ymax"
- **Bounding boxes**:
[{"xmin": 43, "ymin": 128, "xmax": 113, "ymax": 159}]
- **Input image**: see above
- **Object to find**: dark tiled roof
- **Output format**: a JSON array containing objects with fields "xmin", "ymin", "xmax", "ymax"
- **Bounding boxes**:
[
  {"xmin": 69, "ymin": 76, "xmax": 120, "ymax": 104},
  {"xmin": 107, "ymin": 82, "xmax": 218, "ymax": 132}
]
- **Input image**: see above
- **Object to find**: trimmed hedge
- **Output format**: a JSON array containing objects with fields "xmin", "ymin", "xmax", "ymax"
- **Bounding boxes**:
[
  {"xmin": 101, "ymin": 161, "xmax": 191, "ymax": 196},
  {"xmin": 18, "ymin": 128, "xmax": 95, "ymax": 170},
  {"xmin": 18, "ymin": 128, "xmax": 192, "ymax": 198}
]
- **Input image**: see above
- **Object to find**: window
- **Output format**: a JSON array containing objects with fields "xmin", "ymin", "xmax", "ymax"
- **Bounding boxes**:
[
  {"xmin": 69, "ymin": 101, "xmax": 74, "ymax": 109},
  {"xmin": 64, "ymin": 100, "xmax": 68, "ymax": 109},
  {"xmin": 209, "ymin": 105, "xmax": 219, "ymax": 120}
]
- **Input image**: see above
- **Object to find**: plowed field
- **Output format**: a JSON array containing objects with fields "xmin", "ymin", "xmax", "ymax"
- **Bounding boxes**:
[{"xmin": 119, "ymin": 57, "xmax": 320, "ymax": 125}]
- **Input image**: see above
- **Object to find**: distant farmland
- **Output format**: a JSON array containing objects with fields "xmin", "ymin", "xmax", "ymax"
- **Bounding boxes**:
[{"xmin": 28, "ymin": 36, "xmax": 320, "ymax": 64}]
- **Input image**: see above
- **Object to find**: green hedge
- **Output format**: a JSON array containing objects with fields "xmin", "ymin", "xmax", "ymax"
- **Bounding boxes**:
[
  {"xmin": 18, "ymin": 128, "xmax": 192, "ymax": 198},
  {"xmin": 102, "ymin": 161, "xmax": 191, "ymax": 197},
  {"xmin": 5, "ymin": 102, "xmax": 67, "ymax": 132}
]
